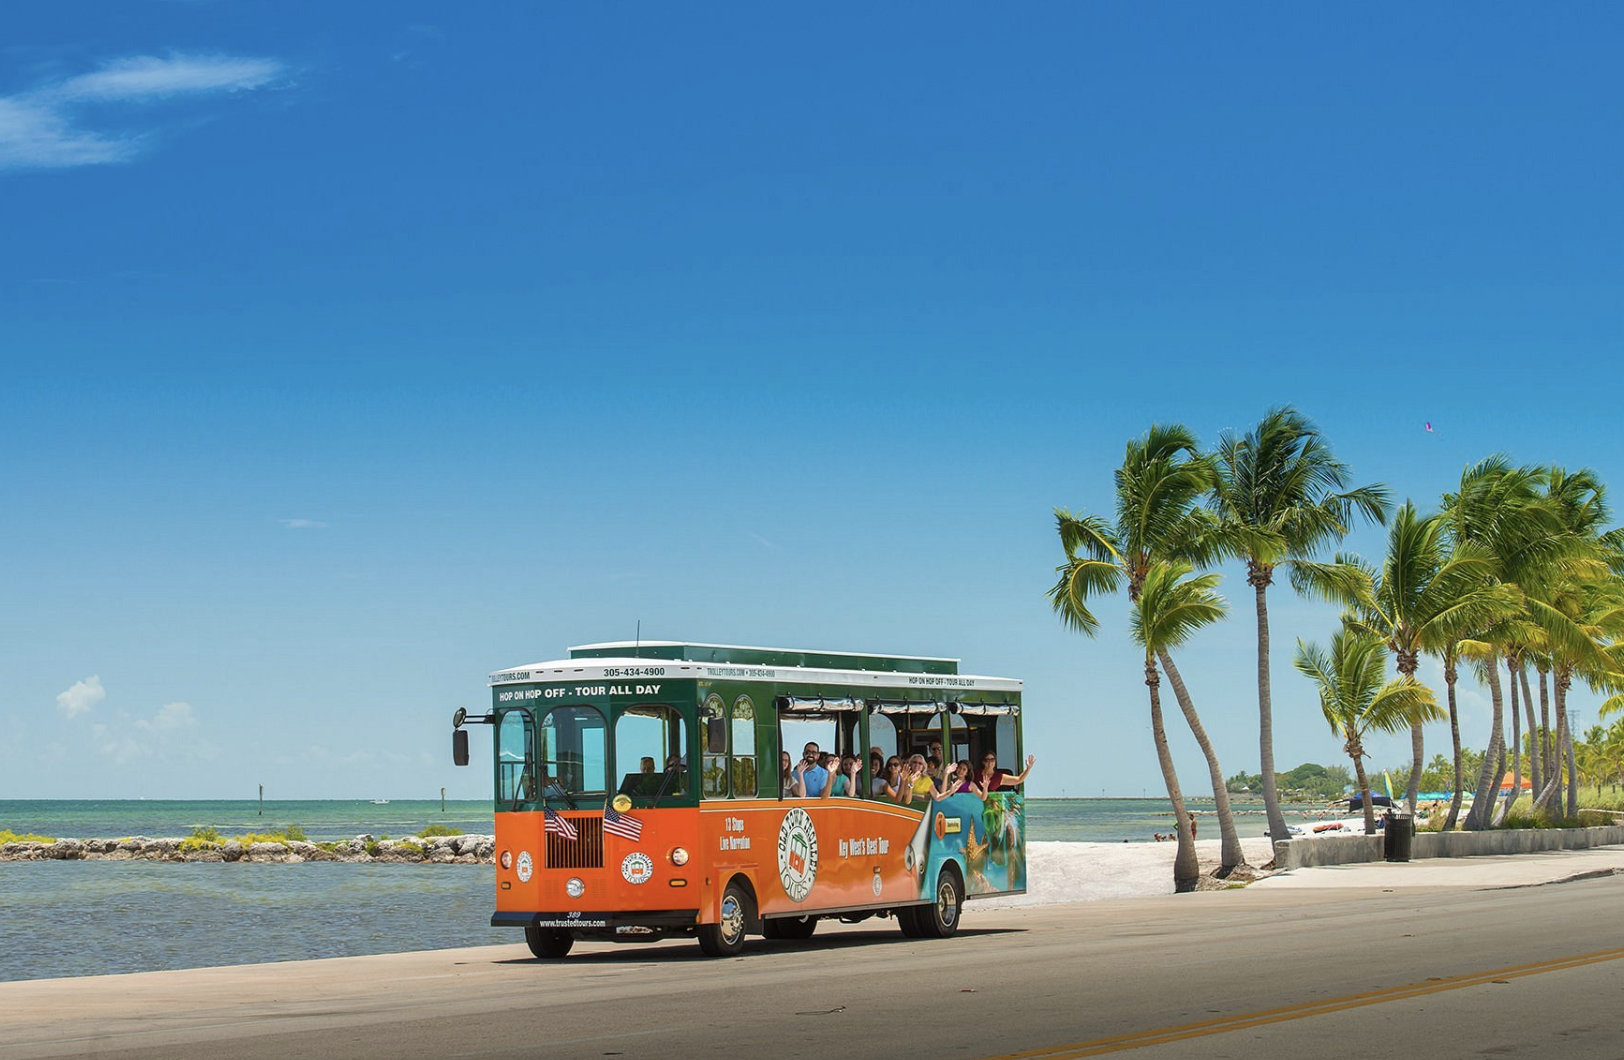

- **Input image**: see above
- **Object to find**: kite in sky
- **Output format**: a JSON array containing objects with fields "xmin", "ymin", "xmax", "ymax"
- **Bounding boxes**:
[{"xmin": 1424, "ymin": 422, "xmax": 1436, "ymax": 433}]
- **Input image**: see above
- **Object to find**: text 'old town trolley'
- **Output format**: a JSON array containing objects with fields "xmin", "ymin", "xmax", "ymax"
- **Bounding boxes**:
[{"xmin": 451, "ymin": 641, "xmax": 1028, "ymax": 957}]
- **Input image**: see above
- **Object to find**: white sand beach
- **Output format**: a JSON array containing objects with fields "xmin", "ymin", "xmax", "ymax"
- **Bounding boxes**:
[{"xmin": 970, "ymin": 837, "xmax": 1279, "ymax": 910}]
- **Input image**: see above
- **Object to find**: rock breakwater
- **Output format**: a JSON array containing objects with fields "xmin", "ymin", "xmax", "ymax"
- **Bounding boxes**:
[{"xmin": 0, "ymin": 834, "xmax": 497, "ymax": 864}]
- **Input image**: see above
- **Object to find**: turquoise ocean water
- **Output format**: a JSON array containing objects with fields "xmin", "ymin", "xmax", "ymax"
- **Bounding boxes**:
[{"xmin": 0, "ymin": 798, "xmax": 1318, "ymax": 983}]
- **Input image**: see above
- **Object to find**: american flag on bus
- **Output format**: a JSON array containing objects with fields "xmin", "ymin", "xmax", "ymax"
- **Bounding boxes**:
[
  {"xmin": 603, "ymin": 806, "xmax": 643, "ymax": 841},
  {"xmin": 543, "ymin": 809, "xmax": 578, "ymax": 841}
]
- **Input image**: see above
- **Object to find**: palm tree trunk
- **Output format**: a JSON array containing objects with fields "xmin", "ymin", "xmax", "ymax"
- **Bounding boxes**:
[
  {"xmin": 1538, "ymin": 665, "xmax": 1553, "ymax": 784},
  {"xmin": 1350, "ymin": 740, "xmax": 1376, "ymax": 835},
  {"xmin": 1157, "ymin": 649, "xmax": 1247, "ymax": 873},
  {"xmin": 1145, "ymin": 658, "xmax": 1199, "ymax": 891},
  {"xmin": 1493, "ymin": 661, "xmax": 1521, "ymax": 827},
  {"xmin": 1252, "ymin": 576, "xmax": 1289, "ymax": 842},
  {"xmin": 1406, "ymin": 721, "xmax": 1424, "ymax": 814},
  {"xmin": 1519, "ymin": 662, "xmax": 1539, "ymax": 797},
  {"xmin": 1466, "ymin": 657, "xmax": 1506, "ymax": 830},
  {"xmin": 1562, "ymin": 672, "xmax": 1579, "ymax": 818},
  {"xmin": 1395, "ymin": 650, "xmax": 1423, "ymax": 814},
  {"xmin": 1443, "ymin": 658, "xmax": 1465, "ymax": 831}
]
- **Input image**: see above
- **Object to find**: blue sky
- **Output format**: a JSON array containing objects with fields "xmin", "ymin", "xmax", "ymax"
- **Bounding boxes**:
[{"xmin": 4, "ymin": 3, "xmax": 1622, "ymax": 802}]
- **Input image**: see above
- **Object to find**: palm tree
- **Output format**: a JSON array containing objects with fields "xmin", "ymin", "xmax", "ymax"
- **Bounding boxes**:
[
  {"xmin": 1210, "ymin": 406, "xmax": 1390, "ymax": 842},
  {"xmin": 1050, "ymin": 424, "xmax": 1246, "ymax": 883},
  {"xmin": 1294, "ymin": 624, "xmax": 1444, "ymax": 834},
  {"xmin": 1132, "ymin": 561, "xmax": 1247, "ymax": 873},
  {"xmin": 1300, "ymin": 503, "xmax": 1515, "ymax": 821},
  {"xmin": 1446, "ymin": 459, "xmax": 1613, "ymax": 825}
]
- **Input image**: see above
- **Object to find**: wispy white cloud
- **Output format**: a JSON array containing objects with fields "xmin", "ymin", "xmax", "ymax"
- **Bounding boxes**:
[
  {"xmin": 93, "ymin": 700, "xmax": 215, "ymax": 766},
  {"xmin": 0, "ymin": 53, "xmax": 286, "ymax": 171},
  {"xmin": 58, "ymin": 55, "xmax": 282, "ymax": 102},
  {"xmin": 55, "ymin": 675, "xmax": 106, "ymax": 718},
  {"xmin": 279, "ymin": 518, "xmax": 329, "ymax": 530}
]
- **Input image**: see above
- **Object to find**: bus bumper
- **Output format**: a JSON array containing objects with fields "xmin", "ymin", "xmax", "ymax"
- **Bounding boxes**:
[{"xmin": 492, "ymin": 909, "xmax": 701, "ymax": 934}]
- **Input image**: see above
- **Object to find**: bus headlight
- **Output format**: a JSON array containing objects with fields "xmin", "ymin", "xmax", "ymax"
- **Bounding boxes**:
[
  {"xmin": 566, "ymin": 877, "xmax": 585, "ymax": 898},
  {"xmin": 670, "ymin": 847, "xmax": 690, "ymax": 866},
  {"xmin": 612, "ymin": 794, "xmax": 632, "ymax": 813},
  {"xmin": 500, "ymin": 850, "xmax": 512, "ymax": 870}
]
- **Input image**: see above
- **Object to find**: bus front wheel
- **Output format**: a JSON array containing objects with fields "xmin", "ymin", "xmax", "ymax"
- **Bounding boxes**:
[
  {"xmin": 525, "ymin": 923, "xmax": 574, "ymax": 959},
  {"xmin": 920, "ymin": 868, "xmax": 963, "ymax": 939},
  {"xmin": 698, "ymin": 882, "xmax": 751, "ymax": 957}
]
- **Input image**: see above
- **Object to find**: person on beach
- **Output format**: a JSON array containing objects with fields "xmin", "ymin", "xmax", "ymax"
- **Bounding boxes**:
[
  {"xmin": 1188, "ymin": 813, "xmax": 1197, "ymax": 838},
  {"xmin": 975, "ymin": 752, "xmax": 1036, "ymax": 792}
]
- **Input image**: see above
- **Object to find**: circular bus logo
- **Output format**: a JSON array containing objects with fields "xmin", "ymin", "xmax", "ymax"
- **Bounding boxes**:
[
  {"xmin": 777, "ymin": 807, "xmax": 819, "ymax": 903},
  {"xmin": 621, "ymin": 852, "xmax": 654, "ymax": 885},
  {"xmin": 516, "ymin": 851, "xmax": 533, "ymax": 883}
]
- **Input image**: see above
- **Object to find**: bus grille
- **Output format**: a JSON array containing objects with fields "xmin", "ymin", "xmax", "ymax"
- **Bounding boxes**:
[{"xmin": 546, "ymin": 816, "xmax": 603, "ymax": 869}]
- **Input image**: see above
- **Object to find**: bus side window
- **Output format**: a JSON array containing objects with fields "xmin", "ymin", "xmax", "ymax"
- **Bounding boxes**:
[
  {"xmin": 731, "ymin": 695, "xmax": 757, "ymax": 799},
  {"xmin": 869, "ymin": 713, "xmax": 898, "ymax": 764},
  {"xmin": 701, "ymin": 694, "xmax": 728, "ymax": 798}
]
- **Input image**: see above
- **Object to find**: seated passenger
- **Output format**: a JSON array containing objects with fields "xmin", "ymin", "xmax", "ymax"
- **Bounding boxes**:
[
  {"xmin": 792, "ymin": 743, "xmax": 830, "ymax": 798},
  {"xmin": 779, "ymin": 750, "xmax": 794, "ymax": 796},
  {"xmin": 827, "ymin": 753, "xmax": 863, "ymax": 798},
  {"xmin": 873, "ymin": 756, "xmax": 902, "ymax": 799},
  {"xmin": 974, "ymin": 753, "xmax": 1036, "ymax": 792},
  {"xmin": 933, "ymin": 759, "xmax": 982, "ymax": 800},
  {"xmin": 894, "ymin": 754, "xmax": 935, "ymax": 807}
]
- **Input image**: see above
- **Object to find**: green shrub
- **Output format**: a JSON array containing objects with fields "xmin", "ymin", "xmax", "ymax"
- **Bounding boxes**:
[
  {"xmin": 177, "ymin": 826, "xmax": 225, "ymax": 852},
  {"xmin": 421, "ymin": 824, "xmax": 463, "ymax": 838},
  {"xmin": 0, "ymin": 829, "xmax": 56, "ymax": 844}
]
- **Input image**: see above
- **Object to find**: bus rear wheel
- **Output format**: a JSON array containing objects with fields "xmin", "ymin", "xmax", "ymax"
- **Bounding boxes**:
[
  {"xmin": 896, "ymin": 906, "xmax": 925, "ymax": 938},
  {"xmin": 763, "ymin": 916, "xmax": 817, "ymax": 941},
  {"xmin": 525, "ymin": 923, "xmax": 574, "ymax": 959},
  {"xmin": 919, "ymin": 868, "xmax": 964, "ymax": 939},
  {"xmin": 698, "ymin": 882, "xmax": 751, "ymax": 957}
]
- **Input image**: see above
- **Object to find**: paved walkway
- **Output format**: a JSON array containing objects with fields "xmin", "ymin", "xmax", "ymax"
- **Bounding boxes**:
[{"xmin": 1253, "ymin": 844, "xmax": 1624, "ymax": 889}]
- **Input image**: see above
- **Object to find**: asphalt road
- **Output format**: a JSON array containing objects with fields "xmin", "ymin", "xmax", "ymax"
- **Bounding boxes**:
[{"xmin": 5, "ymin": 864, "xmax": 1623, "ymax": 1060}]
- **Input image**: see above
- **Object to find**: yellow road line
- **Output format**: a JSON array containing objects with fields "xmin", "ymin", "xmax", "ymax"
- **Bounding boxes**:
[{"xmin": 977, "ymin": 946, "xmax": 1624, "ymax": 1059}]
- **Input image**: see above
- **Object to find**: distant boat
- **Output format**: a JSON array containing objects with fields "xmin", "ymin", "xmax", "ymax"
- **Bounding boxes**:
[{"xmin": 371, "ymin": 798, "xmax": 389, "ymax": 805}]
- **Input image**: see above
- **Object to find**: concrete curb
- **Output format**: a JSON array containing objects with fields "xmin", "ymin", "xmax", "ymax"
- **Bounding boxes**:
[{"xmin": 1272, "ymin": 824, "xmax": 1624, "ymax": 870}]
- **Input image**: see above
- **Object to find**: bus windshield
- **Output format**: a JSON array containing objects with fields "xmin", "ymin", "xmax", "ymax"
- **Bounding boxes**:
[{"xmin": 538, "ymin": 705, "xmax": 608, "ymax": 804}]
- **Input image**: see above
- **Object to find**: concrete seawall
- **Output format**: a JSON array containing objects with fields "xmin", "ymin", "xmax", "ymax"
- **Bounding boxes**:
[{"xmin": 1273, "ymin": 824, "xmax": 1624, "ymax": 870}]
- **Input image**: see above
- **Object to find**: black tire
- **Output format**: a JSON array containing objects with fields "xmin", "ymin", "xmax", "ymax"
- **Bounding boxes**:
[
  {"xmin": 525, "ymin": 923, "xmax": 574, "ymax": 959},
  {"xmin": 896, "ymin": 905, "xmax": 925, "ymax": 938},
  {"xmin": 698, "ymin": 881, "xmax": 751, "ymax": 957},
  {"xmin": 919, "ymin": 867, "xmax": 964, "ymax": 938},
  {"xmin": 765, "ymin": 916, "xmax": 817, "ymax": 941}
]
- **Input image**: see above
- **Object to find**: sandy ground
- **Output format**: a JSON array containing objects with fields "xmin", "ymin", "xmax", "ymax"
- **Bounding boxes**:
[{"xmin": 968, "ymin": 836, "xmax": 1278, "ymax": 911}]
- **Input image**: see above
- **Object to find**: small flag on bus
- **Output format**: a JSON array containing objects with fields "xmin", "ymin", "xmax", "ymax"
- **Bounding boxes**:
[
  {"xmin": 544, "ymin": 809, "xmax": 578, "ymax": 841},
  {"xmin": 603, "ymin": 806, "xmax": 643, "ymax": 841}
]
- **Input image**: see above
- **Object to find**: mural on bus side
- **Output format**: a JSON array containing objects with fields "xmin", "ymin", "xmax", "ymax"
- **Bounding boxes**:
[{"xmin": 914, "ymin": 790, "xmax": 1026, "ymax": 897}]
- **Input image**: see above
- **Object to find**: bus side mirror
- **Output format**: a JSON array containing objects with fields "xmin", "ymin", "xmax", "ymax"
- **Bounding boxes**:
[
  {"xmin": 706, "ymin": 717, "xmax": 726, "ymax": 754},
  {"xmin": 453, "ymin": 728, "xmax": 470, "ymax": 767}
]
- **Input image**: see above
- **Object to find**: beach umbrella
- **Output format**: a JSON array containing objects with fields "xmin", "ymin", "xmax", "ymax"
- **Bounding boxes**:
[{"xmin": 1347, "ymin": 793, "xmax": 1394, "ymax": 810}]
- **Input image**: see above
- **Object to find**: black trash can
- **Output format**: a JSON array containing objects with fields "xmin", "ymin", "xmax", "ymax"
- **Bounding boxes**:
[{"xmin": 1383, "ymin": 812, "xmax": 1413, "ymax": 862}]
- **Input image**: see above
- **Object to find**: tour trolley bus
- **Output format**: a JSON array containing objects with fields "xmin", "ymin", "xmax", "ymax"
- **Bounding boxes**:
[{"xmin": 451, "ymin": 641, "xmax": 1027, "ymax": 957}]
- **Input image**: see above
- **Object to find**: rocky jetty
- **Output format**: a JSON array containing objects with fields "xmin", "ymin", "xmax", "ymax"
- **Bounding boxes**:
[{"xmin": 0, "ymin": 834, "xmax": 496, "ymax": 864}]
